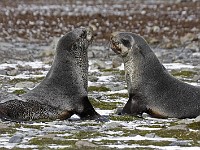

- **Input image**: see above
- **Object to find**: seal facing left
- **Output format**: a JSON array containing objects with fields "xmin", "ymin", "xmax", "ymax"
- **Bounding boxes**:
[
  {"xmin": 110, "ymin": 31, "xmax": 200, "ymax": 119},
  {"xmin": 0, "ymin": 27, "xmax": 100, "ymax": 121}
]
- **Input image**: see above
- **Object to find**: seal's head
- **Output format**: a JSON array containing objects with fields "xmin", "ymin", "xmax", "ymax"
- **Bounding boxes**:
[
  {"xmin": 110, "ymin": 32, "xmax": 136, "ymax": 57},
  {"xmin": 110, "ymin": 31, "xmax": 165, "ymax": 89},
  {"xmin": 57, "ymin": 27, "xmax": 93, "ymax": 54}
]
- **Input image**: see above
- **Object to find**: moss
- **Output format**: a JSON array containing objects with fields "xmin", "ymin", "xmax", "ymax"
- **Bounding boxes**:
[
  {"xmin": 107, "ymin": 93, "xmax": 128, "ymax": 99},
  {"xmin": 125, "ymin": 140, "xmax": 171, "ymax": 147},
  {"xmin": 29, "ymin": 137, "xmax": 76, "ymax": 146},
  {"xmin": 100, "ymin": 69, "xmax": 115, "ymax": 72},
  {"xmin": 100, "ymin": 69, "xmax": 125, "ymax": 76},
  {"xmin": 79, "ymin": 123, "xmax": 100, "ymax": 127},
  {"xmin": 154, "ymin": 129, "xmax": 200, "ymax": 145},
  {"xmin": 171, "ymin": 70, "xmax": 197, "ymax": 78},
  {"xmin": 110, "ymin": 115, "xmax": 137, "ymax": 121},
  {"xmin": 107, "ymin": 126, "xmax": 200, "ymax": 146},
  {"xmin": 95, "ymin": 139, "xmax": 118, "ymax": 145},
  {"xmin": 88, "ymin": 86, "xmax": 111, "ymax": 92},
  {"xmin": 140, "ymin": 124, "xmax": 165, "ymax": 129},
  {"xmin": 89, "ymin": 97, "xmax": 121, "ymax": 110},
  {"xmin": 13, "ymin": 89, "xmax": 26, "ymax": 95},
  {"xmin": 0, "ymin": 127, "xmax": 16, "ymax": 134},
  {"xmin": 187, "ymin": 122, "xmax": 200, "ymax": 130},
  {"xmin": 20, "ymin": 124, "xmax": 43, "ymax": 130},
  {"xmin": 71, "ymin": 131, "xmax": 103, "ymax": 139},
  {"xmin": 9, "ymin": 77, "xmax": 45, "ymax": 84}
]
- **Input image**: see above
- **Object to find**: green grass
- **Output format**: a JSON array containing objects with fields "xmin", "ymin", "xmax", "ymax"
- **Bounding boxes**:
[
  {"xmin": 88, "ymin": 86, "xmax": 111, "ymax": 92},
  {"xmin": 89, "ymin": 97, "xmax": 122, "ymax": 110}
]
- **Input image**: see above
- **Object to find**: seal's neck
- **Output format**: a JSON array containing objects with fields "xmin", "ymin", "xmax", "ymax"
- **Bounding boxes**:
[
  {"xmin": 44, "ymin": 53, "xmax": 85, "ymax": 93},
  {"xmin": 124, "ymin": 50, "xmax": 165, "ymax": 94}
]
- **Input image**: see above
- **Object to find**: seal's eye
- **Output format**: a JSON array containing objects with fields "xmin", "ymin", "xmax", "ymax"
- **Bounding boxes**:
[
  {"xmin": 80, "ymin": 30, "xmax": 87, "ymax": 38},
  {"xmin": 121, "ymin": 39, "xmax": 130, "ymax": 47}
]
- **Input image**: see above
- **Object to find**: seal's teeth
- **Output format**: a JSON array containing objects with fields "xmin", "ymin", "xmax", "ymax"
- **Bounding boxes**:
[{"xmin": 86, "ymin": 34, "xmax": 92, "ymax": 41}]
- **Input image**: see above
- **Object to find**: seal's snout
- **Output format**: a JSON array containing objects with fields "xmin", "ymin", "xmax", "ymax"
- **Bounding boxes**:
[{"xmin": 110, "ymin": 33, "xmax": 122, "ymax": 55}]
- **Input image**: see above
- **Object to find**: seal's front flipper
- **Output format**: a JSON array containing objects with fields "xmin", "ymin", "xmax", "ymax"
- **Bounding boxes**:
[
  {"xmin": 121, "ymin": 94, "xmax": 147, "ymax": 117},
  {"xmin": 78, "ymin": 96, "xmax": 101, "ymax": 120}
]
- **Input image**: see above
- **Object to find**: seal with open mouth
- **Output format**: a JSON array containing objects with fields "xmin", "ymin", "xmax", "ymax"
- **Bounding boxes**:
[{"xmin": 110, "ymin": 32, "xmax": 200, "ymax": 119}]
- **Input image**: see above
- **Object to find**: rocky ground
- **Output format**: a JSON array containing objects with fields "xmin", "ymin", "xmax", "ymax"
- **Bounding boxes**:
[{"xmin": 0, "ymin": 0, "xmax": 200, "ymax": 149}]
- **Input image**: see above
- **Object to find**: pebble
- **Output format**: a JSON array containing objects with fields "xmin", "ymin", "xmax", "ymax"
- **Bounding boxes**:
[
  {"xmin": 166, "ymin": 124, "xmax": 188, "ymax": 131},
  {"xmin": 112, "ymin": 56, "xmax": 123, "ymax": 68},
  {"xmin": 0, "ymin": 122, "xmax": 10, "ymax": 129},
  {"xmin": 169, "ymin": 140, "xmax": 190, "ymax": 146},
  {"xmin": 145, "ymin": 133, "xmax": 160, "ymax": 138},
  {"xmin": 177, "ymin": 119, "xmax": 194, "ymax": 125},
  {"xmin": 75, "ymin": 140, "xmax": 98, "ymax": 148},
  {"xmin": 194, "ymin": 115, "xmax": 200, "ymax": 122},
  {"xmin": 180, "ymin": 33, "xmax": 198, "ymax": 44},
  {"xmin": 90, "ymin": 60, "xmax": 112, "ymax": 70},
  {"xmin": 6, "ymin": 69, "xmax": 18, "ymax": 76},
  {"xmin": 114, "ymin": 107, "xmax": 123, "ymax": 115},
  {"xmin": 15, "ymin": 81, "xmax": 35, "ymax": 89},
  {"xmin": 185, "ymin": 42, "xmax": 199, "ymax": 52},
  {"xmin": 0, "ymin": 69, "xmax": 7, "ymax": 75},
  {"xmin": 9, "ymin": 134, "xmax": 24, "ymax": 143},
  {"xmin": 100, "ymin": 122, "xmax": 124, "ymax": 131}
]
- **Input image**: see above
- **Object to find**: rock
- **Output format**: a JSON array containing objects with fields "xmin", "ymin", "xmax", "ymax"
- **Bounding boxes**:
[
  {"xmin": 112, "ymin": 56, "xmax": 123, "ymax": 68},
  {"xmin": 0, "ymin": 69, "xmax": 7, "ymax": 75},
  {"xmin": 149, "ymin": 38, "xmax": 159, "ymax": 44},
  {"xmin": 169, "ymin": 140, "xmax": 190, "ymax": 146},
  {"xmin": 192, "ymin": 75, "xmax": 200, "ymax": 82},
  {"xmin": 166, "ymin": 124, "xmax": 188, "ymax": 131},
  {"xmin": 101, "ymin": 122, "xmax": 123, "ymax": 131},
  {"xmin": 185, "ymin": 42, "xmax": 199, "ymax": 52},
  {"xmin": 88, "ymin": 51, "xmax": 95, "ymax": 58},
  {"xmin": 177, "ymin": 119, "xmax": 194, "ymax": 125},
  {"xmin": 105, "ymin": 84, "xmax": 125, "ymax": 92},
  {"xmin": 194, "ymin": 115, "xmax": 200, "ymax": 122},
  {"xmin": 40, "ymin": 134, "xmax": 56, "ymax": 139},
  {"xmin": 9, "ymin": 134, "xmax": 24, "ymax": 143},
  {"xmin": 145, "ymin": 133, "xmax": 160, "ymax": 138},
  {"xmin": 152, "ymin": 26, "xmax": 160, "ymax": 33},
  {"xmin": 0, "ymin": 122, "xmax": 10, "ymax": 129},
  {"xmin": 90, "ymin": 60, "xmax": 112, "ymax": 70},
  {"xmin": 88, "ymin": 76, "xmax": 99, "ymax": 82},
  {"xmin": 163, "ymin": 27, "xmax": 170, "ymax": 31},
  {"xmin": 75, "ymin": 140, "xmax": 97, "ymax": 148},
  {"xmin": 114, "ymin": 107, "xmax": 123, "ymax": 115},
  {"xmin": 180, "ymin": 33, "xmax": 198, "ymax": 44},
  {"xmin": 192, "ymin": 52, "xmax": 200, "ymax": 58},
  {"xmin": 6, "ymin": 68, "xmax": 18, "ymax": 76},
  {"xmin": 15, "ymin": 81, "xmax": 35, "ymax": 89}
]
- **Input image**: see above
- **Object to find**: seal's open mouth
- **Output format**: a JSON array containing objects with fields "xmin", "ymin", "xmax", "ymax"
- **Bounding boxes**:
[{"xmin": 110, "ymin": 40, "xmax": 122, "ymax": 54}]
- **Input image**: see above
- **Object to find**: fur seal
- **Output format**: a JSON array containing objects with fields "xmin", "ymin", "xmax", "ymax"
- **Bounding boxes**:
[
  {"xmin": 110, "ymin": 32, "xmax": 200, "ymax": 119},
  {"xmin": 0, "ymin": 27, "xmax": 100, "ymax": 121}
]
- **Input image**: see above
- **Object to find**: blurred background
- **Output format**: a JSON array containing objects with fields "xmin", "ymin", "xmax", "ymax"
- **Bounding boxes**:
[{"xmin": 0, "ymin": 0, "xmax": 199, "ymax": 49}]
